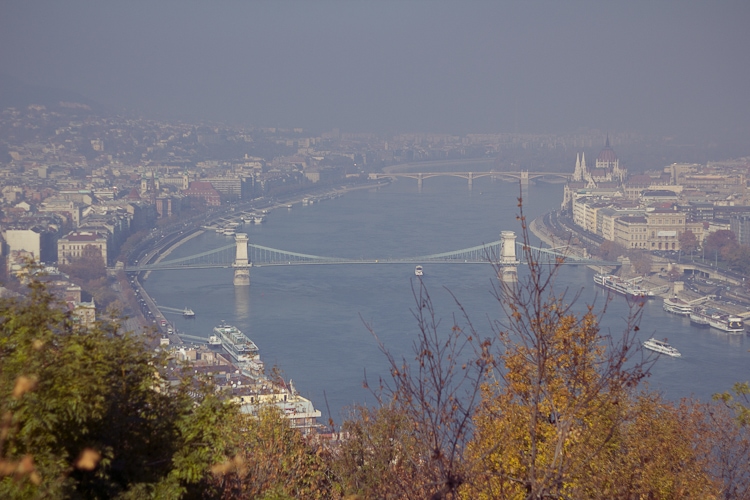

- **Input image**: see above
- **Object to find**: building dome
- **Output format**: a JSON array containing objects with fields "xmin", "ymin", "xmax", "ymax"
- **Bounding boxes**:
[{"xmin": 596, "ymin": 136, "xmax": 618, "ymax": 163}]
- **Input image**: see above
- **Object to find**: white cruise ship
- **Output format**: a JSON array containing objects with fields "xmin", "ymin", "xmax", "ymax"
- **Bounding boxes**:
[
  {"xmin": 643, "ymin": 338, "xmax": 681, "ymax": 357},
  {"xmin": 213, "ymin": 323, "xmax": 260, "ymax": 362}
]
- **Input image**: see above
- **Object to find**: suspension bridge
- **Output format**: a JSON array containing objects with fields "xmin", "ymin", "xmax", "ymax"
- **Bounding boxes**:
[
  {"xmin": 125, "ymin": 231, "xmax": 619, "ymax": 285},
  {"xmin": 368, "ymin": 171, "xmax": 571, "ymax": 189}
]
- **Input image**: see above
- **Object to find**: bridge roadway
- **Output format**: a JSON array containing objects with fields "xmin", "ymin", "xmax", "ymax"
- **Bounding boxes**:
[
  {"xmin": 125, "ymin": 238, "xmax": 619, "ymax": 272},
  {"xmin": 368, "ymin": 170, "xmax": 571, "ymax": 188}
]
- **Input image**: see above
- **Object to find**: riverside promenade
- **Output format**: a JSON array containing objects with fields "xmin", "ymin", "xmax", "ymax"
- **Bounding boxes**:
[{"xmin": 528, "ymin": 215, "xmax": 589, "ymax": 262}]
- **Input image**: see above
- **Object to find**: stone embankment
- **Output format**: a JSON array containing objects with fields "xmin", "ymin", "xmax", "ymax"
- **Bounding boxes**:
[{"xmin": 528, "ymin": 216, "xmax": 589, "ymax": 262}]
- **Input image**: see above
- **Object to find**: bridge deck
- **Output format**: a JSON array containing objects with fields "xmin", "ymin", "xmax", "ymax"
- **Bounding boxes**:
[{"xmin": 126, "ymin": 238, "xmax": 617, "ymax": 272}]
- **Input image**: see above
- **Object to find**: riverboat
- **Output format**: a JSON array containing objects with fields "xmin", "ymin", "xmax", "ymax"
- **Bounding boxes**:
[
  {"xmin": 415, "ymin": 265, "xmax": 424, "ymax": 277},
  {"xmin": 593, "ymin": 274, "xmax": 654, "ymax": 300},
  {"xmin": 208, "ymin": 335, "xmax": 222, "ymax": 345},
  {"xmin": 222, "ymin": 227, "xmax": 236, "ymax": 236},
  {"xmin": 689, "ymin": 308, "xmax": 710, "ymax": 327},
  {"xmin": 183, "ymin": 307, "xmax": 195, "ymax": 318},
  {"xmin": 689, "ymin": 308, "xmax": 745, "ymax": 334},
  {"xmin": 643, "ymin": 338, "xmax": 681, "ymax": 357},
  {"xmin": 213, "ymin": 323, "xmax": 260, "ymax": 362},
  {"xmin": 663, "ymin": 297, "xmax": 692, "ymax": 316}
]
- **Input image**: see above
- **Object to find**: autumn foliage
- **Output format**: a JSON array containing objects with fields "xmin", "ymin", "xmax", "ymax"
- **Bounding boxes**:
[{"xmin": 2, "ymin": 202, "xmax": 750, "ymax": 498}]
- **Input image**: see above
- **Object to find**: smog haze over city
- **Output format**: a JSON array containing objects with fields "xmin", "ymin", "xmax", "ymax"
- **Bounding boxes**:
[{"xmin": 2, "ymin": 1, "xmax": 749, "ymax": 142}]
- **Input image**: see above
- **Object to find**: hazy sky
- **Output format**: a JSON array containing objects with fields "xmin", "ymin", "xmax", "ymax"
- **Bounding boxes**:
[{"xmin": 2, "ymin": 1, "xmax": 749, "ymax": 139}]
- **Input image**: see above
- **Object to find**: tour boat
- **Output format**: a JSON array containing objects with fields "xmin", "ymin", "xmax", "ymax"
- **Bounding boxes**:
[
  {"xmin": 643, "ymin": 338, "xmax": 681, "ymax": 357},
  {"xmin": 415, "ymin": 265, "xmax": 424, "ymax": 277}
]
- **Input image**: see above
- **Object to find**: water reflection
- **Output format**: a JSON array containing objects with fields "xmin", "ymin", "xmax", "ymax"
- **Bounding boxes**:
[{"xmin": 234, "ymin": 285, "xmax": 250, "ymax": 322}]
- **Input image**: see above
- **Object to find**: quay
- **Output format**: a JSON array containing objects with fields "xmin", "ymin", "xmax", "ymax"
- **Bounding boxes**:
[{"xmin": 530, "ymin": 211, "xmax": 750, "ymax": 329}]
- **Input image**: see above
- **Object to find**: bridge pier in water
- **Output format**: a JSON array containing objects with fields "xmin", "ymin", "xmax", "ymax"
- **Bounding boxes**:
[
  {"xmin": 233, "ymin": 233, "xmax": 251, "ymax": 286},
  {"xmin": 468, "ymin": 172, "xmax": 473, "ymax": 189},
  {"xmin": 417, "ymin": 173, "xmax": 423, "ymax": 191},
  {"xmin": 498, "ymin": 231, "xmax": 520, "ymax": 283}
]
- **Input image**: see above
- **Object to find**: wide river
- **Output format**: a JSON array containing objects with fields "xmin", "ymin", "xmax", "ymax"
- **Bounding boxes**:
[{"xmin": 143, "ymin": 163, "xmax": 749, "ymax": 423}]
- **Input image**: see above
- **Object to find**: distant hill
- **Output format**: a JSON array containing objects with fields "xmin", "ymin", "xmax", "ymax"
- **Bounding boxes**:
[{"xmin": 0, "ymin": 73, "xmax": 103, "ymax": 113}]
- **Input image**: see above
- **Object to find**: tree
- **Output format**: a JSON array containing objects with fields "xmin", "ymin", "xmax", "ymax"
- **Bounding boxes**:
[
  {"xmin": 704, "ymin": 230, "xmax": 737, "ymax": 261},
  {"xmin": 333, "ymin": 280, "xmax": 492, "ymax": 499},
  {"xmin": 209, "ymin": 406, "xmax": 333, "ymax": 499},
  {"xmin": 628, "ymin": 249, "xmax": 653, "ymax": 276},
  {"xmin": 0, "ymin": 278, "xmax": 239, "ymax": 498},
  {"xmin": 461, "ymin": 202, "xmax": 723, "ymax": 498},
  {"xmin": 598, "ymin": 240, "xmax": 625, "ymax": 261},
  {"xmin": 724, "ymin": 244, "xmax": 750, "ymax": 275},
  {"xmin": 708, "ymin": 384, "xmax": 750, "ymax": 498},
  {"xmin": 679, "ymin": 229, "xmax": 699, "ymax": 254},
  {"xmin": 59, "ymin": 244, "xmax": 107, "ymax": 282}
]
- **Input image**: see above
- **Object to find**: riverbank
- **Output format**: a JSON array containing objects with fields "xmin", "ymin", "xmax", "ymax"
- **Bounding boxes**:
[{"xmin": 528, "ymin": 215, "xmax": 591, "ymax": 262}]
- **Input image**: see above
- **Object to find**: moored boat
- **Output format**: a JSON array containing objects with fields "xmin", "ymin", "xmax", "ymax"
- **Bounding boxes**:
[
  {"xmin": 689, "ymin": 308, "xmax": 710, "ymax": 327},
  {"xmin": 593, "ymin": 274, "xmax": 654, "ymax": 300},
  {"xmin": 643, "ymin": 338, "xmax": 681, "ymax": 357},
  {"xmin": 663, "ymin": 297, "xmax": 692, "ymax": 316},
  {"xmin": 213, "ymin": 322, "xmax": 260, "ymax": 362},
  {"xmin": 183, "ymin": 307, "xmax": 195, "ymax": 318},
  {"xmin": 709, "ymin": 313, "xmax": 744, "ymax": 334},
  {"xmin": 690, "ymin": 308, "xmax": 744, "ymax": 333}
]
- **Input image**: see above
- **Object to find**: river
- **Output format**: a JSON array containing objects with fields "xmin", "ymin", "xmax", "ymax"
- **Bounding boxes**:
[{"xmin": 141, "ymin": 164, "xmax": 749, "ymax": 423}]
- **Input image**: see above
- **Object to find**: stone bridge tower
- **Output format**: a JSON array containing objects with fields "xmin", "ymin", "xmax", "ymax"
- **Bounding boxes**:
[
  {"xmin": 233, "ymin": 233, "xmax": 251, "ymax": 286},
  {"xmin": 498, "ymin": 231, "xmax": 520, "ymax": 283}
]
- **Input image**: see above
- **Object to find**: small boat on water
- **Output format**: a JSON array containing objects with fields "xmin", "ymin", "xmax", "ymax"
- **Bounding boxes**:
[
  {"xmin": 208, "ymin": 335, "xmax": 221, "ymax": 345},
  {"xmin": 414, "ymin": 265, "xmax": 424, "ymax": 277},
  {"xmin": 643, "ymin": 338, "xmax": 681, "ymax": 357},
  {"xmin": 183, "ymin": 308, "xmax": 195, "ymax": 318}
]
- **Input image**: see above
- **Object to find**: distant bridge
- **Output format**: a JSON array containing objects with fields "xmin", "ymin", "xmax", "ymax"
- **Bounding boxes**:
[
  {"xmin": 126, "ymin": 232, "xmax": 618, "ymax": 276},
  {"xmin": 368, "ymin": 171, "xmax": 571, "ymax": 189}
]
